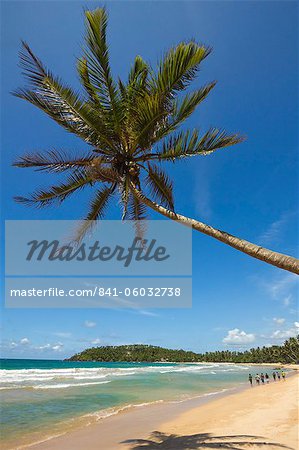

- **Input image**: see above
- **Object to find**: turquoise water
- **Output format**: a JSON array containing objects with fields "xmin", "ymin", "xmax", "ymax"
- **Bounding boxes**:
[{"xmin": 0, "ymin": 359, "xmax": 279, "ymax": 448}]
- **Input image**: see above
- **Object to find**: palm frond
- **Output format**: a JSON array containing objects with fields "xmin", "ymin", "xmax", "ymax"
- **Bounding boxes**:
[
  {"xmin": 88, "ymin": 162, "xmax": 120, "ymax": 183},
  {"xmin": 72, "ymin": 185, "xmax": 113, "ymax": 243},
  {"xmin": 171, "ymin": 82, "xmax": 216, "ymax": 127},
  {"xmin": 84, "ymin": 8, "xmax": 120, "ymax": 115},
  {"xmin": 14, "ymin": 171, "xmax": 93, "ymax": 207},
  {"xmin": 125, "ymin": 192, "xmax": 147, "ymax": 239},
  {"xmin": 150, "ymin": 41, "xmax": 211, "ymax": 98},
  {"xmin": 134, "ymin": 82, "xmax": 216, "ymax": 153},
  {"xmin": 132, "ymin": 42, "xmax": 211, "ymax": 149},
  {"xmin": 128, "ymin": 55, "xmax": 149, "ymax": 86},
  {"xmin": 77, "ymin": 57, "xmax": 101, "ymax": 105},
  {"xmin": 14, "ymin": 42, "xmax": 116, "ymax": 151},
  {"xmin": 13, "ymin": 150, "xmax": 95, "ymax": 172},
  {"xmin": 145, "ymin": 165, "xmax": 174, "ymax": 210},
  {"xmin": 116, "ymin": 56, "xmax": 151, "ymax": 153},
  {"xmin": 130, "ymin": 92, "xmax": 168, "ymax": 151},
  {"xmin": 155, "ymin": 128, "xmax": 244, "ymax": 161}
]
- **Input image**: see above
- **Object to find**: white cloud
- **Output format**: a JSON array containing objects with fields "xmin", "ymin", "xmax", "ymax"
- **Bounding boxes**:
[
  {"xmin": 223, "ymin": 328, "xmax": 255, "ymax": 345},
  {"xmin": 84, "ymin": 320, "xmax": 96, "ymax": 328},
  {"xmin": 35, "ymin": 342, "xmax": 64, "ymax": 352},
  {"xmin": 271, "ymin": 322, "xmax": 299, "ymax": 340},
  {"xmin": 91, "ymin": 338, "xmax": 101, "ymax": 345},
  {"xmin": 271, "ymin": 330, "xmax": 294, "ymax": 339},
  {"xmin": 138, "ymin": 310, "xmax": 160, "ymax": 317},
  {"xmin": 52, "ymin": 343, "xmax": 64, "ymax": 351},
  {"xmin": 8, "ymin": 338, "xmax": 29, "ymax": 348},
  {"xmin": 273, "ymin": 318, "xmax": 285, "ymax": 325},
  {"xmin": 36, "ymin": 344, "xmax": 51, "ymax": 350}
]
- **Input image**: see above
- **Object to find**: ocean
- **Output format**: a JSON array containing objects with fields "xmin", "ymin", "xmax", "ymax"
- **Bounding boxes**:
[{"xmin": 0, "ymin": 359, "xmax": 281, "ymax": 449}]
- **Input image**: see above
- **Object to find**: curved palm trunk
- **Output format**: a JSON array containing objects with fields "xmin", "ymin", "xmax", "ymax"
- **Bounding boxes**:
[{"xmin": 131, "ymin": 186, "xmax": 299, "ymax": 275}]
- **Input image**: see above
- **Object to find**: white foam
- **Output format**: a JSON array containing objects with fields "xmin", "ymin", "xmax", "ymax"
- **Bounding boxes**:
[
  {"xmin": 33, "ymin": 381, "xmax": 111, "ymax": 389},
  {"xmin": 0, "ymin": 363, "xmax": 252, "ymax": 390}
]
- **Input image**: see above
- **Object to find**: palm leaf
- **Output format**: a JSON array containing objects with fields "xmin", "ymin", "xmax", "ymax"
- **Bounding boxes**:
[
  {"xmin": 72, "ymin": 185, "xmax": 113, "ymax": 242},
  {"xmin": 132, "ymin": 42, "xmax": 211, "ymax": 149},
  {"xmin": 13, "ymin": 150, "xmax": 95, "ymax": 172},
  {"xmin": 171, "ymin": 82, "xmax": 216, "ymax": 127},
  {"xmin": 154, "ymin": 128, "xmax": 244, "ymax": 161},
  {"xmin": 14, "ymin": 42, "xmax": 116, "ymax": 151},
  {"xmin": 128, "ymin": 55, "xmax": 149, "ymax": 86},
  {"xmin": 14, "ymin": 171, "xmax": 93, "ymax": 207},
  {"xmin": 125, "ymin": 192, "xmax": 147, "ymax": 239},
  {"xmin": 77, "ymin": 57, "xmax": 102, "ymax": 105},
  {"xmin": 84, "ymin": 8, "xmax": 119, "ymax": 113},
  {"xmin": 150, "ymin": 41, "xmax": 211, "ymax": 98},
  {"xmin": 134, "ymin": 82, "xmax": 216, "ymax": 153},
  {"xmin": 88, "ymin": 163, "xmax": 120, "ymax": 183},
  {"xmin": 130, "ymin": 92, "xmax": 168, "ymax": 151},
  {"xmin": 145, "ymin": 165, "xmax": 174, "ymax": 210}
]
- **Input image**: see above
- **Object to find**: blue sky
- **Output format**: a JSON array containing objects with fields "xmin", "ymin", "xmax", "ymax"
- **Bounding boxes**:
[{"xmin": 1, "ymin": 1, "xmax": 298, "ymax": 359}]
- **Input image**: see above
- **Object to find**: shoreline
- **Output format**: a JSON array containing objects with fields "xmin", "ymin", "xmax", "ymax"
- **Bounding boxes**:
[
  {"xmin": 8, "ymin": 370, "xmax": 297, "ymax": 450},
  {"xmin": 3, "ymin": 384, "xmax": 244, "ymax": 450}
]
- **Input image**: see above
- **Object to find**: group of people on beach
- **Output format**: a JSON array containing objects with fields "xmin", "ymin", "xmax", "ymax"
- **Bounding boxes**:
[{"xmin": 248, "ymin": 370, "xmax": 286, "ymax": 386}]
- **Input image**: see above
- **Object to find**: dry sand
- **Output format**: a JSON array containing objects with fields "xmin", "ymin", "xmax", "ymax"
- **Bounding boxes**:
[{"xmin": 27, "ymin": 372, "xmax": 298, "ymax": 450}]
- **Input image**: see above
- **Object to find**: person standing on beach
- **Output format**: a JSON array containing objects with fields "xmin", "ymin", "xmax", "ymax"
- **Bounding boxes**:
[
  {"xmin": 260, "ymin": 373, "xmax": 265, "ymax": 384},
  {"xmin": 248, "ymin": 374, "xmax": 253, "ymax": 386},
  {"xmin": 265, "ymin": 373, "xmax": 269, "ymax": 384},
  {"xmin": 281, "ymin": 371, "xmax": 286, "ymax": 380},
  {"xmin": 272, "ymin": 372, "xmax": 276, "ymax": 381},
  {"xmin": 277, "ymin": 371, "xmax": 281, "ymax": 381},
  {"xmin": 255, "ymin": 374, "xmax": 260, "ymax": 385}
]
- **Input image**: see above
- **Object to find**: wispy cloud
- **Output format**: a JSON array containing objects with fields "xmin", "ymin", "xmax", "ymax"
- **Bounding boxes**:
[
  {"xmin": 84, "ymin": 320, "xmax": 96, "ymax": 328},
  {"xmin": 283, "ymin": 295, "xmax": 292, "ymax": 307},
  {"xmin": 273, "ymin": 317, "xmax": 285, "ymax": 325},
  {"xmin": 259, "ymin": 210, "xmax": 296, "ymax": 245},
  {"xmin": 137, "ymin": 310, "xmax": 160, "ymax": 317},
  {"xmin": 3, "ymin": 339, "xmax": 64, "ymax": 353},
  {"xmin": 264, "ymin": 273, "xmax": 298, "ymax": 300}
]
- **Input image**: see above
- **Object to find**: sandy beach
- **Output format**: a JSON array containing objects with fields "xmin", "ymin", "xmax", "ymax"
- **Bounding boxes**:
[{"xmin": 25, "ymin": 371, "xmax": 298, "ymax": 450}]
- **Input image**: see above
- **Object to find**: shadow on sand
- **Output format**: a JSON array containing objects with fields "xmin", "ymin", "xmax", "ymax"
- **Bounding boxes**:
[{"xmin": 122, "ymin": 431, "xmax": 294, "ymax": 450}]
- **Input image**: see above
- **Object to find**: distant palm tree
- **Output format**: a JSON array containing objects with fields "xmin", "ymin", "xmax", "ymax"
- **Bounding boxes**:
[{"xmin": 13, "ymin": 8, "xmax": 299, "ymax": 274}]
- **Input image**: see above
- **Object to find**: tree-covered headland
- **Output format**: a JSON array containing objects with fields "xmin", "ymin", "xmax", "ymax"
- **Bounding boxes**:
[{"xmin": 67, "ymin": 337, "xmax": 299, "ymax": 364}]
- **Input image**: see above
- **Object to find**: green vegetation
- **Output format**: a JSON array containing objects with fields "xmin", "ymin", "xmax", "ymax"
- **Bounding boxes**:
[
  {"xmin": 67, "ymin": 336, "xmax": 299, "ymax": 364},
  {"xmin": 13, "ymin": 7, "xmax": 299, "ymax": 274}
]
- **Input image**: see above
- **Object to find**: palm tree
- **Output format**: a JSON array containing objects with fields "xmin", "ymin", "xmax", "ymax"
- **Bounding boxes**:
[{"xmin": 13, "ymin": 8, "xmax": 299, "ymax": 274}]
